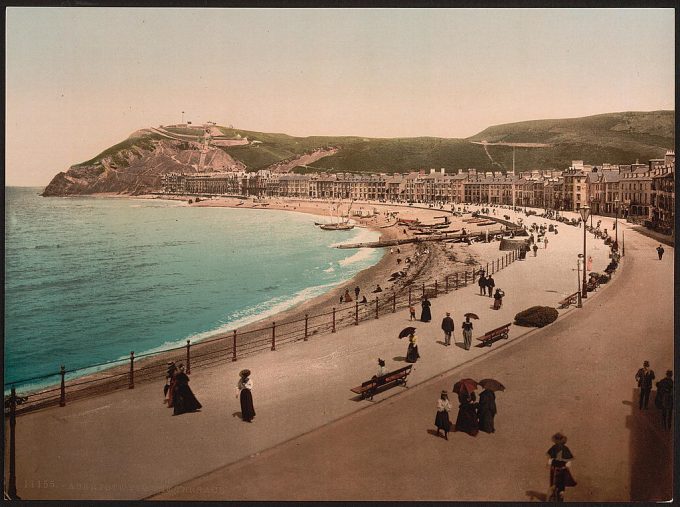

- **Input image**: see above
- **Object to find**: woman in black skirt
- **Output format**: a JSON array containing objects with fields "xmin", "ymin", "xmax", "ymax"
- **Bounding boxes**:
[
  {"xmin": 172, "ymin": 364, "xmax": 202, "ymax": 415},
  {"xmin": 237, "ymin": 369, "xmax": 256, "ymax": 422},
  {"xmin": 434, "ymin": 390, "xmax": 452, "ymax": 440}
]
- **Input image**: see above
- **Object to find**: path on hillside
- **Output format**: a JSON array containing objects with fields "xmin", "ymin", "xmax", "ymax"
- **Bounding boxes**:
[{"xmin": 153, "ymin": 218, "xmax": 674, "ymax": 502}]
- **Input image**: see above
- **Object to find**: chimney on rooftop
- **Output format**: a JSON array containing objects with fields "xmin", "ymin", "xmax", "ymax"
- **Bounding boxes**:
[
  {"xmin": 441, "ymin": 168, "xmax": 445, "ymax": 175},
  {"xmin": 430, "ymin": 168, "xmax": 435, "ymax": 174}
]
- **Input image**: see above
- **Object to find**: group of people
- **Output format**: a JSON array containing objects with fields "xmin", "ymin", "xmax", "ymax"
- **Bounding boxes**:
[
  {"xmin": 477, "ymin": 273, "xmax": 504, "ymax": 310},
  {"xmin": 635, "ymin": 360, "xmax": 673, "ymax": 430},
  {"xmin": 164, "ymin": 361, "xmax": 202, "ymax": 416},
  {"xmin": 440, "ymin": 312, "xmax": 474, "ymax": 350},
  {"xmin": 163, "ymin": 362, "xmax": 256, "ymax": 423},
  {"xmin": 434, "ymin": 388, "xmax": 498, "ymax": 439}
]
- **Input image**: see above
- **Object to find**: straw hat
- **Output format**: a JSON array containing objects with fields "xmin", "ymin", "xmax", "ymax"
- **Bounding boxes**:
[
  {"xmin": 239, "ymin": 369, "xmax": 251, "ymax": 378},
  {"xmin": 441, "ymin": 390, "xmax": 448, "ymax": 396}
]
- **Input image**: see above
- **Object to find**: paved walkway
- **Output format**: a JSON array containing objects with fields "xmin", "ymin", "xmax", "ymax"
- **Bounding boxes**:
[{"xmin": 6, "ymin": 207, "xmax": 671, "ymax": 501}]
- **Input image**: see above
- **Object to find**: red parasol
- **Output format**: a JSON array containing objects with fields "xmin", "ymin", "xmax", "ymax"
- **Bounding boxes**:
[{"xmin": 452, "ymin": 378, "xmax": 478, "ymax": 394}]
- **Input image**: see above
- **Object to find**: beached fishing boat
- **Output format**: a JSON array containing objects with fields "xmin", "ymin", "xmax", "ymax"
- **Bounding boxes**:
[{"xmin": 317, "ymin": 199, "xmax": 355, "ymax": 230}]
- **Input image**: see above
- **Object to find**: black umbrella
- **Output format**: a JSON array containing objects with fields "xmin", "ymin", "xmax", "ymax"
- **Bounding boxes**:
[
  {"xmin": 398, "ymin": 327, "xmax": 416, "ymax": 339},
  {"xmin": 478, "ymin": 378, "xmax": 506, "ymax": 392},
  {"xmin": 464, "ymin": 312, "xmax": 480, "ymax": 320}
]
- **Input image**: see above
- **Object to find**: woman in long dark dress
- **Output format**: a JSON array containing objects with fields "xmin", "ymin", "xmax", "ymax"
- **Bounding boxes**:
[
  {"xmin": 434, "ymin": 391, "xmax": 452, "ymax": 440},
  {"xmin": 477, "ymin": 388, "xmax": 497, "ymax": 433},
  {"xmin": 454, "ymin": 391, "xmax": 479, "ymax": 436},
  {"xmin": 172, "ymin": 364, "xmax": 202, "ymax": 415},
  {"xmin": 405, "ymin": 333, "xmax": 420, "ymax": 363},
  {"xmin": 547, "ymin": 433, "xmax": 576, "ymax": 501},
  {"xmin": 237, "ymin": 369, "xmax": 256, "ymax": 422},
  {"xmin": 420, "ymin": 297, "xmax": 432, "ymax": 322}
]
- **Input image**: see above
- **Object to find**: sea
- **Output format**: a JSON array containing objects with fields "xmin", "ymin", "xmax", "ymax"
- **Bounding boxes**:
[{"xmin": 4, "ymin": 187, "xmax": 382, "ymax": 392}]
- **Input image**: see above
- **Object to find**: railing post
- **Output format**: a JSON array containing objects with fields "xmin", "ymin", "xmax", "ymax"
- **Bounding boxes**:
[
  {"xmin": 434, "ymin": 279, "xmax": 438, "ymax": 296},
  {"xmin": 422, "ymin": 282, "xmax": 425, "ymax": 298},
  {"xmin": 486, "ymin": 262, "xmax": 489, "ymax": 274},
  {"xmin": 185, "ymin": 340, "xmax": 191, "ymax": 374},
  {"xmin": 392, "ymin": 291, "xmax": 396, "ymax": 313},
  {"xmin": 129, "ymin": 351, "xmax": 135, "ymax": 389},
  {"xmin": 8, "ymin": 386, "xmax": 18, "ymax": 499},
  {"xmin": 332, "ymin": 307, "xmax": 336, "ymax": 333},
  {"xmin": 408, "ymin": 286, "xmax": 412, "ymax": 306},
  {"xmin": 59, "ymin": 365, "xmax": 66, "ymax": 407},
  {"xmin": 445, "ymin": 275, "xmax": 449, "ymax": 293},
  {"xmin": 304, "ymin": 314, "xmax": 309, "ymax": 341},
  {"xmin": 232, "ymin": 330, "xmax": 237, "ymax": 361},
  {"xmin": 271, "ymin": 322, "xmax": 276, "ymax": 351},
  {"xmin": 473, "ymin": 268, "xmax": 477, "ymax": 282},
  {"xmin": 355, "ymin": 301, "xmax": 359, "ymax": 325},
  {"xmin": 455, "ymin": 272, "xmax": 459, "ymax": 288},
  {"xmin": 497, "ymin": 258, "xmax": 500, "ymax": 272}
]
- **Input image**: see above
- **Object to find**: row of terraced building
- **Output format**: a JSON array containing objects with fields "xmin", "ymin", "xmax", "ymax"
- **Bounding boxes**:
[{"xmin": 161, "ymin": 151, "xmax": 674, "ymax": 231}]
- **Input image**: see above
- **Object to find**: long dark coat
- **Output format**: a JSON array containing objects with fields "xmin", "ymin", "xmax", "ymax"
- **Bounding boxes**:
[
  {"xmin": 240, "ymin": 386, "xmax": 256, "ymax": 422},
  {"xmin": 455, "ymin": 392, "xmax": 479, "ymax": 436},
  {"xmin": 477, "ymin": 389, "xmax": 497, "ymax": 433},
  {"xmin": 441, "ymin": 316, "xmax": 454, "ymax": 333},
  {"xmin": 420, "ymin": 299, "xmax": 432, "ymax": 322},
  {"xmin": 172, "ymin": 372, "xmax": 202, "ymax": 415}
]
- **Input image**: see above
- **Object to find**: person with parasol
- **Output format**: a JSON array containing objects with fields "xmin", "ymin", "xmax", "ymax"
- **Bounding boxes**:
[
  {"xmin": 236, "ymin": 369, "xmax": 256, "ymax": 423},
  {"xmin": 547, "ymin": 432, "xmax": 577, "ymax": 501},
  {"xmin": 453, "ymin": 378, "xmax": 479, "ymax": 436},
  {"xmin": 462, "ymin": 313, "xmax": 478, "ymax": 350},
  {"xmin": 399, "ymin": 327, "xmax": 420, "ymax": 363},
  {"xmin": 477, "ymin": 379, "xmax": 504, "ymax": 433},
  {"xmin": 493, "ymin": 288, "xmax": 505, "ymax": 310},
  {"xmin": 434, "ymin": 390, "xmax": 452, "ymax": 440}
]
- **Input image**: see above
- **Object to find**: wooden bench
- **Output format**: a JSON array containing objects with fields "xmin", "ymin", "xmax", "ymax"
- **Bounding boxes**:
[
  {"xmin": 558, "ymin": 292, "xmax": 579, "ymax": 309},
  {"xmin": 350, "ymin": 365, "xmax": 413, "ymax": 400},
  {"xmin": 475, "ymin": 323, "xmax": 511, "ymax": 347}
]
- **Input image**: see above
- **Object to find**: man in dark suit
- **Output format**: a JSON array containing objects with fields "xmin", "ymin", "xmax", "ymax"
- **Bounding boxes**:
[
  {"xmin": 486, "ymin": 275, "xmax": 495, "ymax": 297},
  {"xmin": 441, "ymin": 312, "xmax": 454, "ymax": 346},
  {"xmin": 635, "ymin": 361, "xmax": 656, "ymax": 409}
]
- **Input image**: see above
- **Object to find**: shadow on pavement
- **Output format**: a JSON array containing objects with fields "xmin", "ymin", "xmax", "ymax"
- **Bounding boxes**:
[
  {"xmin": 626, "ymin": 388, "xmax": 672, "ymax": 501},
  {"xmin": 392, "ymin": 356, "xmax": 406, "ymax": 362},
  {"xmin": 525, "ymin": 490, "xmax": 548, "ymax": 502}
]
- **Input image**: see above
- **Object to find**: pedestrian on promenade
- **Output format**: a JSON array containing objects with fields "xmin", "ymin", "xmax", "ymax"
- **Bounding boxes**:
[
  {"xmin": 493, "ymin": 288, "xmax": 504, "ymax": 310},
  {"xmin": 655, "ymin": 370, "xmax": 673, "ymax": 430},
  {"xmin": 486, "ymin": 275, "xmax": 495, "ymax": 297},
  {"xmin": 420, "ymin": 296, "xmax": 432, "ymax": 322},
  {"xmin": 172, "ymin": 364, "xmax": 202, "ymax": 416},
  {"xmin": 376, "ymin": 358, "xmax": 386, "ymax": 377},
  {"xmin": 544, "ymin": 236, "xmax": 549, "ymax": 249},
  {"xmin": 405, "ymin": 332, "xmax": 420, "ymax": 363},
  {"xmin": 478, "ymin": 388, "xmax": 497, "ymax": 433},
  {"xmin": 657, "ymin": 245, "xmax": 665, "ymax": 260},
  {"xmin": 343, "ymin": 288, "xmax": 353, "ymax": 302},
  {"xmin": 478, "ymin": 273, "xmax": 487, "ymax": 295},
  {"xmin": 547, "ymin": 433, "xmax": 576, "ymax": 501},
  {"xmin": 435, "ymin": 390, "xmax": 452, "ymax": 440},
  {"xmin": 587, "ymin": 256, "xmax": 593, "ymax": 272},
  {"xmin": 454, "ymin": 391, "xmax": 479, "ymax": 436},
  {"xmin": 409, "ymin": 304, "xmax": 416, "ymax": 321},
  {"xmin": 236, "ymin": 369, "xmax": 256, "ymax": 423},
  {"xmin": 164, "ymin": 361, "xmax": 177, "ymax": 406},
  {"xmin": 462, "ymin": 316, "xmax": 473, "ymax": 350},
  {"xmin": 532, "ymin": 244, "xmax": 538, "ymax": 257},
  {"xmin": 354, "ymin": 286, "xmax": 360, "ymax": 300},
  {"xmin": 635, "ymin": 361, "xmax": 655, "ymax": 410},
  {"xmin": 441, "ymin": 312, "xmax": 454, "ymax": 346}
]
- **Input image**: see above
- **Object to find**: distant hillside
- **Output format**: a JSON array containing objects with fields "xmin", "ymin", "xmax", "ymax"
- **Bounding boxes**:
[{"xmin": 42, "ymin": 110, "xmax": 674, "ymax": 196}]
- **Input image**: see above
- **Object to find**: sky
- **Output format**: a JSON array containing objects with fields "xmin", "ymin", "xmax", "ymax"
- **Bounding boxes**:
[{"xmin": 5, "ymin": 8, "xmax": 675, "ymax": 186}]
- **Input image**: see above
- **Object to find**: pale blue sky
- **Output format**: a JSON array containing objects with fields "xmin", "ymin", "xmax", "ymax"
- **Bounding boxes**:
[{"xmin": 6, "ymin": 8, "xmax": 675, "ymax": 186}]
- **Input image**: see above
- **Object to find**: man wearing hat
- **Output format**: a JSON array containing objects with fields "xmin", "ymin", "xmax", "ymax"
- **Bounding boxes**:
[
  {"xmin": 635, "ymin": 361, "xmax": 656, "ymax": 410},
  {"xmin": 441, "ymin": 312, "xmax": 454, "ymax": 346},
  {"xmin": 655, "ymin": 370, "xmax": 673, "ymax": 430}
]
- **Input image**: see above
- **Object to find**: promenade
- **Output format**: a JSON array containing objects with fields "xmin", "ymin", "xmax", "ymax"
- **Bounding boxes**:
[{"xmin": 6, "ymin": 206, "xmax": 673, "ymax": 501}]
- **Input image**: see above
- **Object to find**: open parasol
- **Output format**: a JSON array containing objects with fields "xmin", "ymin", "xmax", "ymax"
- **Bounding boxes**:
[
  {"xmin": 464, "ymin": 312, "xmax": 480, "ymax": 320},
  {"xmin": 452, "ymin": 378, "xmax": 478, "ymax": 394},
  {"xmin": 478, "ymin": 378, "xmax": 505, "ymax": 392},
  {"xmin": 398, "ymin": 327, "xmax": 416, "ymax": 339}
]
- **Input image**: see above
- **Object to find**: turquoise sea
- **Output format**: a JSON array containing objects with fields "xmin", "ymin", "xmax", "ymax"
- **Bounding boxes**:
[{"xmin": 4, "ymin": 188, "xmax": 381, "ymax": 391}]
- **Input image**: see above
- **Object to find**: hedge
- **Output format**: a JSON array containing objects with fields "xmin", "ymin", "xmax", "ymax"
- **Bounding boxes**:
[{"xmin": 514, "ymin": 306, "xmax": 559, "ymax": 328}]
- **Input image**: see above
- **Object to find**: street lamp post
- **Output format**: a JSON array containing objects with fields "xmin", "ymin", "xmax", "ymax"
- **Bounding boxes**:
[
  {"xmin": 579, "ymin": 205, "xmax": 591, "ymax": 299},
  {"xmin": 614, "ymin": 198, "xmax": 620, "ymax": 247},
  {"xmin": 576, "ymin": 254, "xmax": 583, "ymax": 308},
  {"xmin": 589, "ymin": 196, "xmax": 594, "ymax": 227}
]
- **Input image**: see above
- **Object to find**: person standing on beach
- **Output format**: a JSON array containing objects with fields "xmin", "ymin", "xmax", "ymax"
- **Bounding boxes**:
[
  {"xmin": 343, "ymin": 288, "xmax": 353, "ymax": 302},
  {"xmin": 420, "ymin": 296, "xmax": 432, "ymax": 322},
  {"xmin": 354, "ymin": 286, "xmax": 360, "ymax": 300},
  {"xmin": 441, "ymin": 312, "xmax": 454, "ymax": 346},
  {"xmin": 236, "ymin": 369, "xmax": 256, "ymax": 422}
]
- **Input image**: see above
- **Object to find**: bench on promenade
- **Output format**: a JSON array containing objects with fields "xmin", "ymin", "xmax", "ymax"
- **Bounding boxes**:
[
  {"xmin": 558, "ymin": 292, "xmax": 579, "ymax": 309},
  {"xmin": 350, "ymin": 365, "xmax": 413, "ymax": 401},
  {"xmin": 475, "ymin": 323, "xmax": 511, "ymax": 347}
]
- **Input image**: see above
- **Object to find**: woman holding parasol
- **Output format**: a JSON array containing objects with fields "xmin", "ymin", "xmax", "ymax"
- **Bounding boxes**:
[
  {"xmin": 462, "ymin": 313, "xmax": 478, "ymax": 350},
  {"xmin": 453, "ymin": 378, "xmax": 479, "ymax": 436},
  {"xmin": 236, "ymin": 369, "xmax": 256, "ymax": 423}
]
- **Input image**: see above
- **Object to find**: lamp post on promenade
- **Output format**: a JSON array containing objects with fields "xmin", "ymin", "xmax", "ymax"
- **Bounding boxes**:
[
  {"xmin": 577, "ymin": 254, "xmax": 583, "ymax": 308},
  {"xmin": 615, "ymin": 198, "xmax": 620, "ymax": 247},
  {"xmin": 589, "ymin": 196, "xmax": 594, "ymax": 227},
  {"xmin": 579, "ymin": 205, "xmax": 591, "ymax": 299}
]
